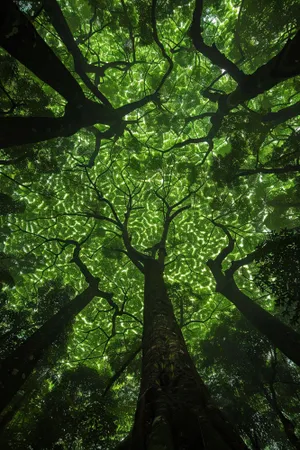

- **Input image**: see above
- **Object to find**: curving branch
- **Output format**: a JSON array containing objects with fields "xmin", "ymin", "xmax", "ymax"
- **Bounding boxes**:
[
  {"xmin": 225, "ymin": 30, "xmax": 300, "ymax": 109},
  {"xmin": 148, "ymin": 187, "xmax": 202, "ymax": 268},
  {"xmin": 206, "ymin": 220, "xmax": 235, "ymax": 268},
  {"xmin": 122, "ymin": 203, "xmax": 146, "ymax": 273},
  {"xmin": 206, "ymin": 221, "xmax": 300, "ymax": 368},
  {"xmin": 262, "ymin": 100, "xmax": 300, "ymax": 125},
  {"xmin": 42, "ymin": 0, "xmax": 112, "ymax": 107},
  {"xmin": 151, "ymin": 0, "xmax": 174, "ymax": 92},
  {"xmin": 190, "ymin": 0, "xmax": 245, "ymax": 84}
]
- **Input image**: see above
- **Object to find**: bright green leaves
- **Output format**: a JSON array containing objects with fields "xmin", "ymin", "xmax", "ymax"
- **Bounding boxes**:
[
  {"xmin": 1, "ymin": 1, "xmax": 300, "ymax": 446},
  {"xmin": 216, "ymin": 141, "xmax": 232, "ymax": 157}
]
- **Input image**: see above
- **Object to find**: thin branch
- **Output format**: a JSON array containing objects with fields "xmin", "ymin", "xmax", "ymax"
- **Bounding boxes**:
[
  {"xmin": 103, "ymin": 345, "xmax": 142, "ymax": 396},
  {"xmin": 151, "ymin": 0, "xmax": 174, "ymax": 92}
]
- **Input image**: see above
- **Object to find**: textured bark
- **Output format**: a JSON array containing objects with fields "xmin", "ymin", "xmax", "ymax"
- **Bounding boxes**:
[
  {"xmin": 130, "ymin": 259, "xmax": 249, "ymax": 450},
  {"xmin": 0, "ymin": 282, "xmax": 108, "ymax": 414},
  {"xmin": 207, "ymin": 262, "xmax": 300, "ymax": 367}
]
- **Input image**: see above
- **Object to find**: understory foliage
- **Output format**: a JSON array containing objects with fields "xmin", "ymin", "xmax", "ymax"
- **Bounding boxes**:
[
  {"xmin": 0, "ymin": 0, "xmax": 300, "ymax": 448},
  {"xmin": 254, "ymin": 228, "xmax": 300, "ymax": 324}
]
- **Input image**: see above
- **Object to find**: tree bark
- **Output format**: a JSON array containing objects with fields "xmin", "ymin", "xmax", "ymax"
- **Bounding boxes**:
[
  {"xmin": 0, "ymin": 282, "xmax": 109, "ymax": 414},
  {"xmin": 130, "ymin": 259, "xmax": 249, "ymax": 449},
  {"xmin": 207, "ymin": 261, "xmax": 300, "ymax": 367}
]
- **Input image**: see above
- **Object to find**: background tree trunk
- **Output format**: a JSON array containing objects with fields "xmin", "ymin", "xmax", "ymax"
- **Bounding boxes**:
[
  {"xmin": 262, "ymin": 383, "xmax": 300, "ymax": 449},
  {"xmin": 207, "ymin": 261, "xmax": 300, "ymax": 367},
  {"xmin": 0, "ymin": 283, "xmax": 103, "ymax": 414}
]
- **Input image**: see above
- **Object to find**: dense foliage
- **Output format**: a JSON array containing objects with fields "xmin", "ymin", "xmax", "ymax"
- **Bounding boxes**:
[
  {"xmin": 0, "ymin": 0, "xmax": 300, "ymax": 448},
  {"xmin": 255, "ymin": 228, "xmax": 300, "ymax": 324}
]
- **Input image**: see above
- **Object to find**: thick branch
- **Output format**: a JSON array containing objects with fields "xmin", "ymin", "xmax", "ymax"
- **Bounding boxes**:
[
  {"xmin": 226, "ymin": 30, "xmax": 300, "ymax": 109},
  {"xmin": 190, "ymin": 0, "xmax": 245, "ymax": 83},
  {"xmin": 116, "ymin": 93, "xmax": 157, "ymax": 117},
  {"xmin": 122, "ymin": 208, "xmax": 146, "ymax": 272},
  {"xmin": 0, "ymin": 101, "xmax": 118, "ymax": 149},
  {"xmin": 42, "ymin": 0, "xmax": 112, "ymax": 107},
  {"xmin": 0, "ymin": 0, "xmax": 85, "ymax": 104},
  {"xmin": 225, "ymin": 251, "xmax": 258, "ymax": 277},
  {"xmin": 207, "ymin": 257, "xmax": 300, "ymax": 367},
  {"xmin": 262, "ymin": 101, "xmax": 300, "ymax": 125},
  {"xmin": 150, "ymin": 189, "xmax": 195, "ymax": 266}
]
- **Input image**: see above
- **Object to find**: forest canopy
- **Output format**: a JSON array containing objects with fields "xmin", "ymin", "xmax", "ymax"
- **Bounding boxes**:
[{"xmin": 0, "ymin": 0, "xmax": 300, "ymax": 449}]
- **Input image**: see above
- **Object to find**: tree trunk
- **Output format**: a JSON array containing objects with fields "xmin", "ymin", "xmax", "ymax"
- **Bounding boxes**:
[
  {"xmin": 262, "ymin": 384, "xmax": 300, "ymax": 449},
  {"xmin": 0, "ymin": 0, "xmax": 85, "ymax": 105},
  {"xmin": 0, "ymin": 282, "xmax": 103, "ymax": 414},
  {"xmin": 130, "ymin": 259, "xmax": 249, "ymax": 449},
  {"xmin": 0, "ymin": 366, "xmax": 49, "ymax": 431},
  {"xmin": 207, "ymin": 262, "xmax": 300, "ymax": 367}
]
